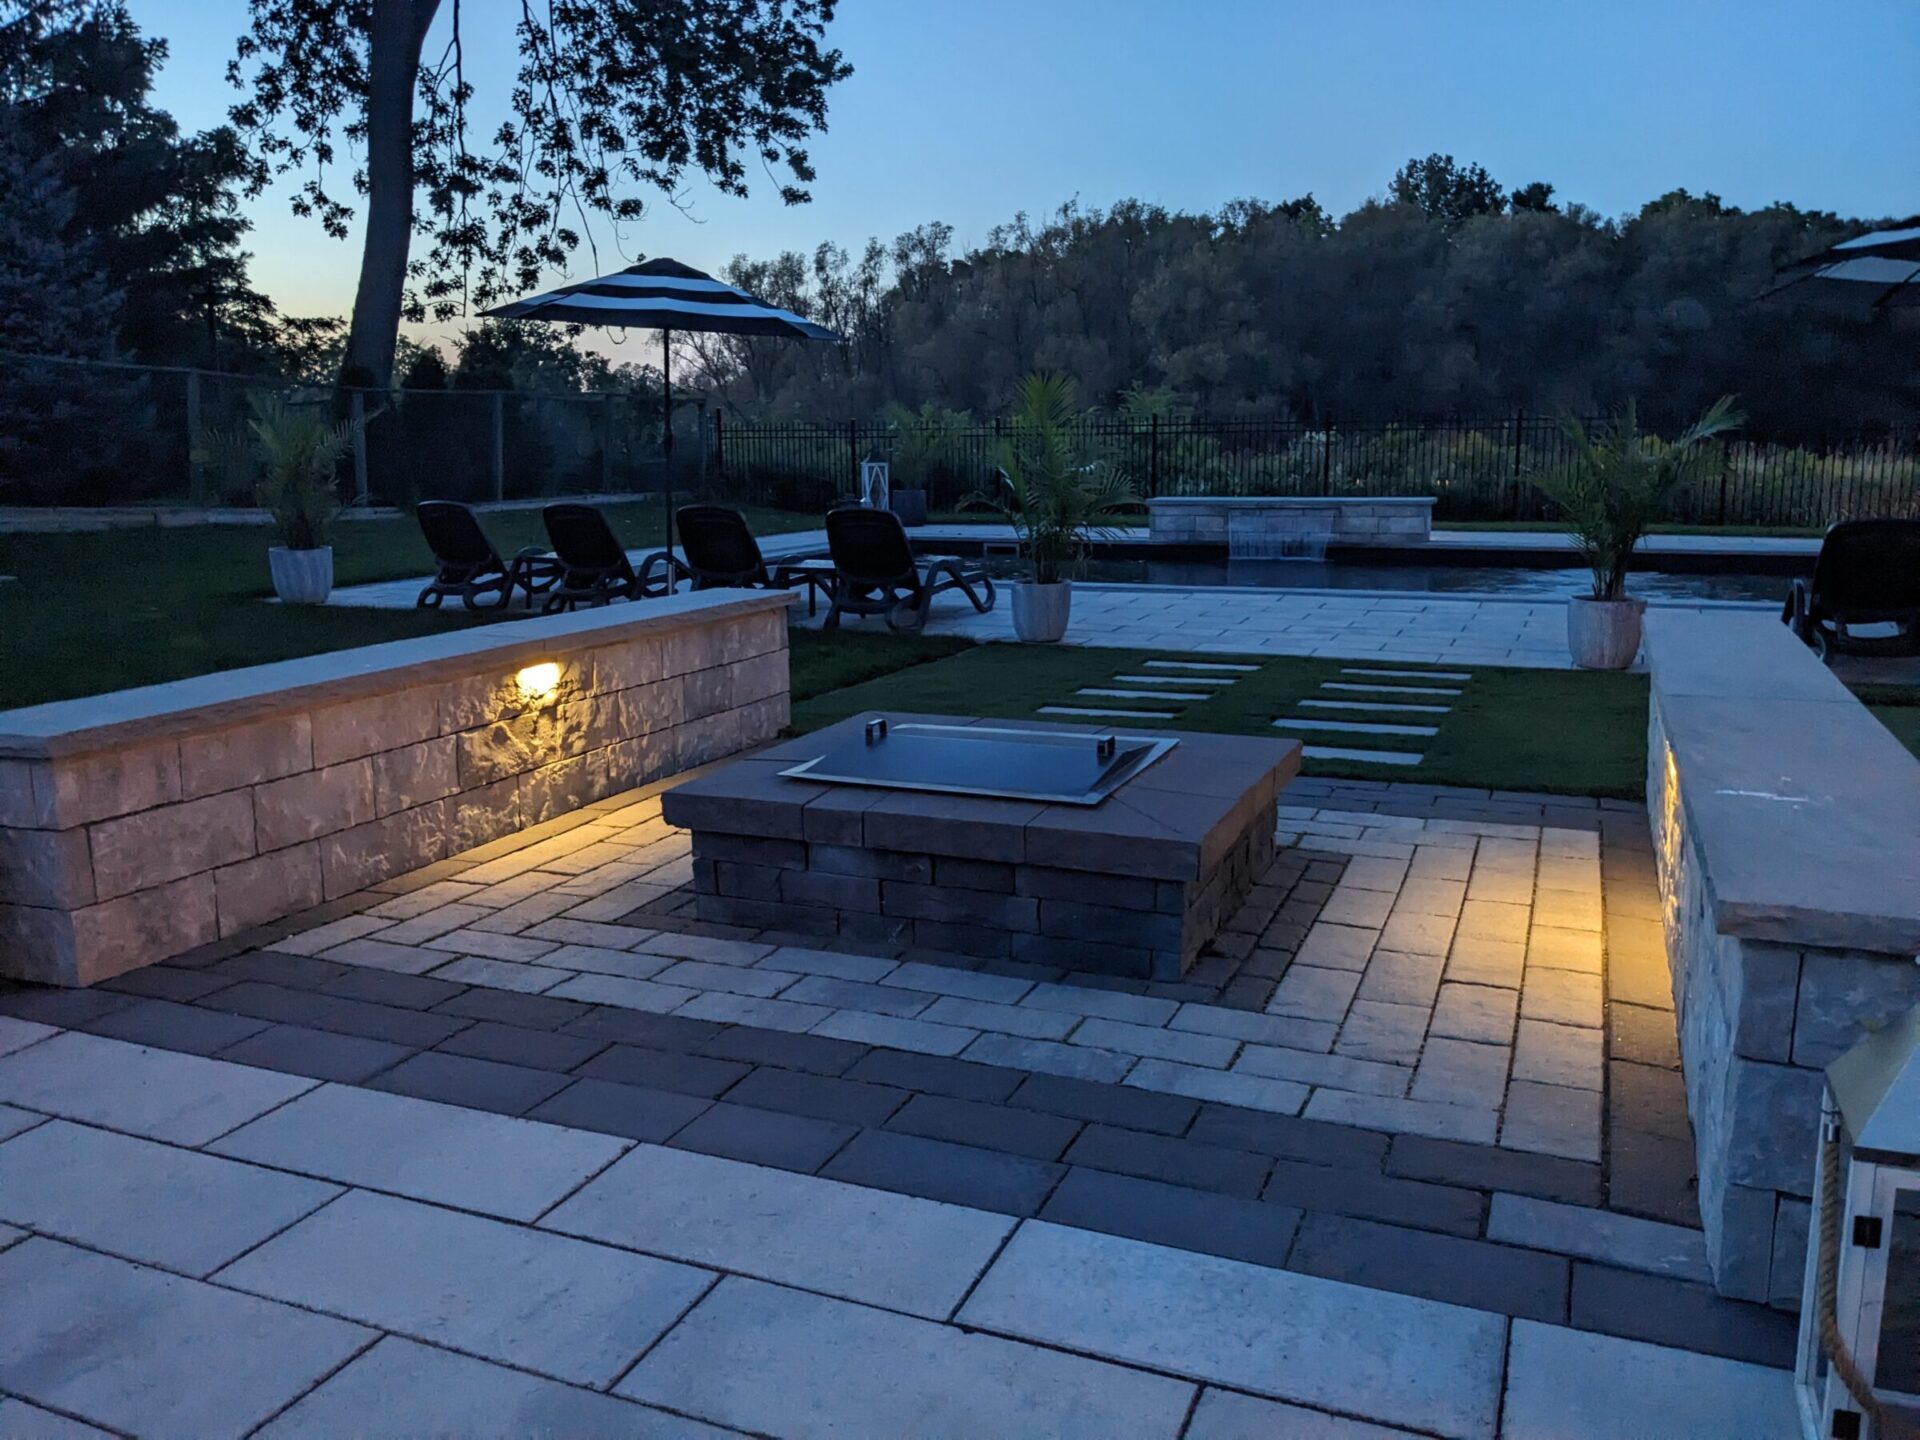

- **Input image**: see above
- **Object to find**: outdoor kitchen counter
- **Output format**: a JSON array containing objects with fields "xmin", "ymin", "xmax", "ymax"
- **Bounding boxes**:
[{"xmin": 662, "ymin": 713, "xmax": 1302, "ymax": 979}]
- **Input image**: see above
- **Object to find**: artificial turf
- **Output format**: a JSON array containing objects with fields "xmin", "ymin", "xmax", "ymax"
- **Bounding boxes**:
[
  {"xmin": 0, "ymin": 500, "xmax": 822, "ymax": 709},
  {"xmin": 788, "ymin": 643, "xmax": 1651, "ymax": 798},
  {"xmin": 1853, "ymin": 683, "xmax": 1920, "ymax": 760}
]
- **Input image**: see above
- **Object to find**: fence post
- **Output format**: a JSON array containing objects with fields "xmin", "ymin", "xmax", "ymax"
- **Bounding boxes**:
[
  {"xmin": 349, "ymin": 391, "xmax": 369, "ymax": 506},
  {"xmin": 847, "ymin": 417, "xmax": 858, "ymax": 497},
  {"xmin": 1716, "ymin": 452, "xmax": 1730, "ymax": 526},
  {"xmin": 1510, "ymin": 411, "xmax": 1525, "ymax": 519},
  {"xmin": 696, "ymin": 399, "xmax": 710, "ymax": 488},
  {"xmin": 1148, "ymin": 414, "xmax": 1160, "ymax": 495},
  {"xmin": 490, "ymin": 393, "xmax": 505, "ymax": 502},
  {"xmin": 185, "ymin": 371, "xmax": 205, "ymax": 505},
  {"xmin": 601, "ymin": 394, "xmax": 614, "ymax": 493},
  {"xmin": 712, "ymin": 408, "xmax": 725, "ymax": 478},
  {"xmin": 1320, "ymin": 423, "xmax": 1332, "ymax": 496}
]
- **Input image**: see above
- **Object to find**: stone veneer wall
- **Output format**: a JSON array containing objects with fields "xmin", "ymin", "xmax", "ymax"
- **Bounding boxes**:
[
  {"xmin": 689, "ymin": 814, "xmax": 1273, "ymax": 980},
  {"xmin": 1147, "ymin": 497, "xmax": 1436, "ymax": 546},
  {"xmin": 0, "ymin": 591, "xmax": 792, "ymax": 986},
  {"xmin": 1643, "ymin": 613, "xmax": 1920, "ymax": 1308}
]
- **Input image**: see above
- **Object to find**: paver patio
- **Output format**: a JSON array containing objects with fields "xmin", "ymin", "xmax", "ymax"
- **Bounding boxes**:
[{"xmin": 0, "ymin": 753, "xmax": 1803, "ymax": 1436}]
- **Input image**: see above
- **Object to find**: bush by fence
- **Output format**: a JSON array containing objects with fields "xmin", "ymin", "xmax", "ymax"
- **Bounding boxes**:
[{"xmin": 1, "ymin": 352, "xmax": 1914, "ymax": 528}]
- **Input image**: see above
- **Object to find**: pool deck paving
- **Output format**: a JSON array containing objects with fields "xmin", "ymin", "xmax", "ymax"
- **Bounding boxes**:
[
  {"xmin": 0, "ymin": 764, "xmax": 1803, "ymax": 1437},
  {"xmin": 326, "ymin": 523, "xmax": 1797, "ymax": 671}
]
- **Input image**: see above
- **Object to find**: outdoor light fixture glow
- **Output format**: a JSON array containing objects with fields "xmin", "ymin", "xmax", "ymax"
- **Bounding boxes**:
[{"xmin": 516, "ymin": 662, "xmax": 561, "ymax": 702}]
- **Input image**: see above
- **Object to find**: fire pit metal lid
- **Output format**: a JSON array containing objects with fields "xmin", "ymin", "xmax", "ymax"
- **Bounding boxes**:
[{"xmin": 779, "ymin": 718, "xmax": 1177, "ymax": 807}]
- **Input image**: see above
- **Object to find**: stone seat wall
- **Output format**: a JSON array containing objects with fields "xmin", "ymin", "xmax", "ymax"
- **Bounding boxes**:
[
  {"xmin": 0, "ymin": 592, "xmax": 792, "ymax": 986},
  {"xmin": 1643, "ymin": 611, "xmax": 1920, "ymax": 1306}
]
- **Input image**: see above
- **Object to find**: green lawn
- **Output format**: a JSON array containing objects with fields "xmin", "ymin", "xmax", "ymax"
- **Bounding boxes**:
[
  {"xmin": 1853, "ymin": 683, "xmax": 1920, "ymax": 760},
  {"xmin": 789, "ymin": 644, "xmax": 1650, "ymax": 798},
  {"xmin": 0, "ymin": 500, "xmax": 826, "ymax": 710}
]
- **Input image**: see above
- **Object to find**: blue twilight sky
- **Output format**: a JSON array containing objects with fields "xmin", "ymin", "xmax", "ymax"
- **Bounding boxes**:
[{"xmin": 132, "ymin": 0, "xmax": 1920, "ymax": 357}]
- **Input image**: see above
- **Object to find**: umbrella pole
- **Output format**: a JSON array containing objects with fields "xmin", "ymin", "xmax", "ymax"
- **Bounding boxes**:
[{"xmin": 662, "ymin": 328, "xmax": 675, "ymax": 569}]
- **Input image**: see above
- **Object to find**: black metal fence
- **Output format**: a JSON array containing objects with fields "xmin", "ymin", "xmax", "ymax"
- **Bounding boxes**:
[
  {"xmin": 716, "ymin": 413, "xmax": 1920, "ymax": 528},
  {"xmin": 3, "ymin": 351, "xmax": 1915, "ymax": 528}
]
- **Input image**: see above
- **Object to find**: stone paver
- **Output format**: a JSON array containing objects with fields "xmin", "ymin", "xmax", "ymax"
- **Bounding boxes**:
[
  {"xmin": 0, "ymin": 1398, "xmax": 117, "ymax": 1439},
  {"xmin": 1487, "ymin": 1194, "xmax": 1712, "ymax": 1282},
  {"xmin": 0, "ymin": 1014, "xmax": 56, "ymax": 1056},
  {"xmin": 210, "ymin": 1083, "xmax": 628, "ymax": 1221},
  {"xmin": 543, "ymin": 1143, "xmax": 1012, "ymax": 1319},
  {"xmin": 257, "ymin": 1336, "xmax": 723, "ymax": 1440},
  {"xmin": 218, "ymin": 1189, "xmax": 712, "ymax": 1387},
  {"xmin": 1500, "ymin": 1321, "xmax": 1796, "ymax": 1439},
  {"xmin": 0, "ymin": 1237, "xmax": 370, "ymax": 1440},
  {"xmin": 0, "ymin": 1031, "xmax": 315, "ymax": 1145},
  {"xmin": 0, "ymin": 1120, "xmax": 340, "ymax": 1276},
  {"xmin": 622, "ymin": 1275, "xmax": 1195, "ymax": 1438},
  {"xmin": 1185, "ymin": 1388, "xmax": 1418, "ymax": 1439},
  {"xmin": 960, "ymin": 1221, "xmax": 1506, "ymax": 1437}
]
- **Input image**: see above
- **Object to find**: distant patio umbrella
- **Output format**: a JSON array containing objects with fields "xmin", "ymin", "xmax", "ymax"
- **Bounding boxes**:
[
  {"xmin": 1760, "ymin": 217, "xmax": 1920, "ymax": 308},
  {"xmin": 482, "ymin": 257, "xmax": 844, "ymax": 555}
]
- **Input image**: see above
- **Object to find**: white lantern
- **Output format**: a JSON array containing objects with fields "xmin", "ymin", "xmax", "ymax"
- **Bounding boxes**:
[
  {"xmin": 1796, "ymin": 1006, "xmax": 1920, "ymax": 1440},
  {"xmin": 859, "ymin": 460, "xmax": 890, "ymax": 511}
]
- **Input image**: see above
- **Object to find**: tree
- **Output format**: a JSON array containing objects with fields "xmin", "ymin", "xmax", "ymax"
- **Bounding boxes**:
[
  {"xmin": 227, "ymin": 1, "xmax": 853, "ymax": 390},
  {"xmin": 1390, "ymin": 153, "xmax": 1508, "ymax": 228},
  {"xmin": 1, "ymin": 1, "xmax": 273, "ymax": 367},
  {"xmin": 0, "ymin": 129, "xmax": 144, "ymax": 497},
  {"xmin": 1509, "ymin": 181, "xmax": 1557, "ymax": 214}
]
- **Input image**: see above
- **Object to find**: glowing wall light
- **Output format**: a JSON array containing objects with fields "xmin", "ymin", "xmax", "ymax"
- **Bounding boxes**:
[{"xmin": 516, "ymin": 662, "xmax": 561, "ymax": 703}]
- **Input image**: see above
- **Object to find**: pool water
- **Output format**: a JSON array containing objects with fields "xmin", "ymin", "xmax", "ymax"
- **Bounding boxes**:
[{"xmin": 979, "ymin": 555, "xmax": 1801, "ymax": 604}]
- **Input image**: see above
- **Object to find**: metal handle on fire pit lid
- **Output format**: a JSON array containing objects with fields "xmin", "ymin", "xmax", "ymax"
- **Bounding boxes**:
[{"xmin": 865, "ymin": 717, "xmax": 889, "ymax": 746}]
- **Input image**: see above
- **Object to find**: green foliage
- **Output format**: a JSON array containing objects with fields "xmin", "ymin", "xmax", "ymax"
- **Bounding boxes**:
[
  {"xmin": 878, "ymin": 401, "xmax": 973, "ymax": 488},
  {"xmin": 213, "ymin": 391, "xmax": 356, "ymax": 550},
  {"xmin": 1530, "ymin": 397, "xmax": 1746, "ymax": 599},
  {"xmin": 1390, "ymin": 153, "xmax": 1508, "ymax": 227},
  {"xmin": 227, "ymin": 0, "xmax": 852, "ymax": 326},
  {"xmin": 1, "ymin": 2, "xmax": 273, "ymax": 368},
  {"xmin": 974, "ymin": 373, "xmax": 1139, "ymax": 585}
]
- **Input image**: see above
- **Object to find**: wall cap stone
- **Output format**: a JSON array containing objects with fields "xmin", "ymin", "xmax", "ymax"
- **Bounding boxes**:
[
  {"xmin": 0, "ymin": 590, "xmax": 793, "ymax": 762},
  {"xmin": 1646, "ymin": 610, "xmax": 1920, "ymax": 953}
]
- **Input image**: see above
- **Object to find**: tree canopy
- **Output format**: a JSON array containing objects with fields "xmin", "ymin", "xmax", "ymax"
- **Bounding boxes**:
[
  {"xmin": 678, "ymin": 159, "xmax": 1916, "ymax": 442},
  {"xmin": 0, "ymin": 0, "xmax": 274, "ymax": 367},
  {"xmin": 226, "ymin": 0, "xmax": 852, "ymax": 387}
]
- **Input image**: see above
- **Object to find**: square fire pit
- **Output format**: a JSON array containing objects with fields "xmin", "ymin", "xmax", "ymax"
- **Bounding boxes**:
[{"xmin": 660, "ymin": 713, "xmax": 1302, "ymax": 979}]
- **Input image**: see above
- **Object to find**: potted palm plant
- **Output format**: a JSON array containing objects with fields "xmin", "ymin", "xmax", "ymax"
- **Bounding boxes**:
[
  {"xmin": 974, "ymin": 373, "xmax": 1137, "ymax": 643},
  {"xmin": 216, "ymin": 391, "xmax": 358, "ymax": 605},
  {"xmin": 1531, "ymin": 396, "xmax": 1743, "ymax": 668}
]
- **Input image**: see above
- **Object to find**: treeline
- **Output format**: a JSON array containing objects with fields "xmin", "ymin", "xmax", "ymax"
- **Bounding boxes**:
[{"xmin": 686, "ymin": 160, "xmax": 1917, "ymax": 442}]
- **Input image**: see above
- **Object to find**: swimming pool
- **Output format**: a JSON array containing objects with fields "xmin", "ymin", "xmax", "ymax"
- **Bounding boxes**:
[{"xmin": 974, "ymin": 553, "xmax": 1801, "ymax": 603}]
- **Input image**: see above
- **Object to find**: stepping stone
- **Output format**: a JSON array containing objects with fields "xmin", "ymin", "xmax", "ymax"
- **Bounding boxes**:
[
  {"xmin": 1299, "ymin": 698, "xmax": 1452, "ymax": 714},
  {"xmin": 1143, "ymin": 660, "xmax": 1259, "ymax": 671},
  {"xmin": 1322, "ymin": 682, "xmax": 1463, "ymax": 696},
  {"xmin": 1501, "ymin": 1320, "xmax": 1796, "ymax": 1439},
  {"xmin": 1077, "ymin": 687, "xmax": 1211, "ymax": 701},
  {"xmin": 959, "ymin": 1222, "xmax": 1505, "ymax": 1436},
  {"xmin": 1302, "ymin": 746, "xmax": 1425, "ymax": 766},
  {"xmin": 1111, "ymin": 673, "xmax": 1237, "ymax": 686},
  {"xmin": 1342, "ymin": 668, "xmax": 1472, "ymax": 681},
  {"xmin": 1273, "ymin": 719, "xmax": 1440, "ymax": 737},
  {"xmin": 1039, "ymin": 706, "xmax": 1178, "ymax": 719}
]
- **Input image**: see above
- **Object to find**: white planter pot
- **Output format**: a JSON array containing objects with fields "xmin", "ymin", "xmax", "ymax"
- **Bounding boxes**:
[
  {"xmin": 1010, "ymin": 580, "xmax": 1072, "ymax": 643},
  {"xmin": 1567, "ymin": 595, "xmax": 1645, "ymax": 669},
  {"xmin": 269, "ymin": 546, "xmax": 334, "ymax": 605}
]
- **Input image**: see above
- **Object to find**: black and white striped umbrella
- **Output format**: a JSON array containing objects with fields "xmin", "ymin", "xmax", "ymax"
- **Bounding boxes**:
[
  {"xmin": 1764, "ymin": 217, "xmax": 1920, "ymax": 308},
  {"xmin": 483, "ymin": 258, "xmax": 844, "ymax": 554},
  {"xmin": 483, "ymin": 257, "xmax": 844, "ymax": 339}
]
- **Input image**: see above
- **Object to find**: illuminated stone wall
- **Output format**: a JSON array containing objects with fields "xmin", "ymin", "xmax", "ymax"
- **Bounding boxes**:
[
  {"xmin": 1644, "ymin": 613, "xmax": 1920, "ymax": 1308},
  {"xmin": 0, "ymin": 592, "xmax": 792, "ymax": 986}
]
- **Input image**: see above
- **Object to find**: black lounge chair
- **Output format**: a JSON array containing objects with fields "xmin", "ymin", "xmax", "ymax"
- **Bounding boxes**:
[
  {"xmin": 1782, "ymin": 518, "xmax": 1920, "ymax": 660},
  {"xmin": 540, "ymin": 503, "xmax": 667, "ymax": 612},
  {"xmin": 414, "ymin": 501, "xmax": 559, "ymax": 610},
  {"xmin": 822, "ymin": 505, "xmax": 995, "ymax": 633},
  {"xmin": 677, "ymin": 504, "xmax": 774, "ymax": 589}
]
